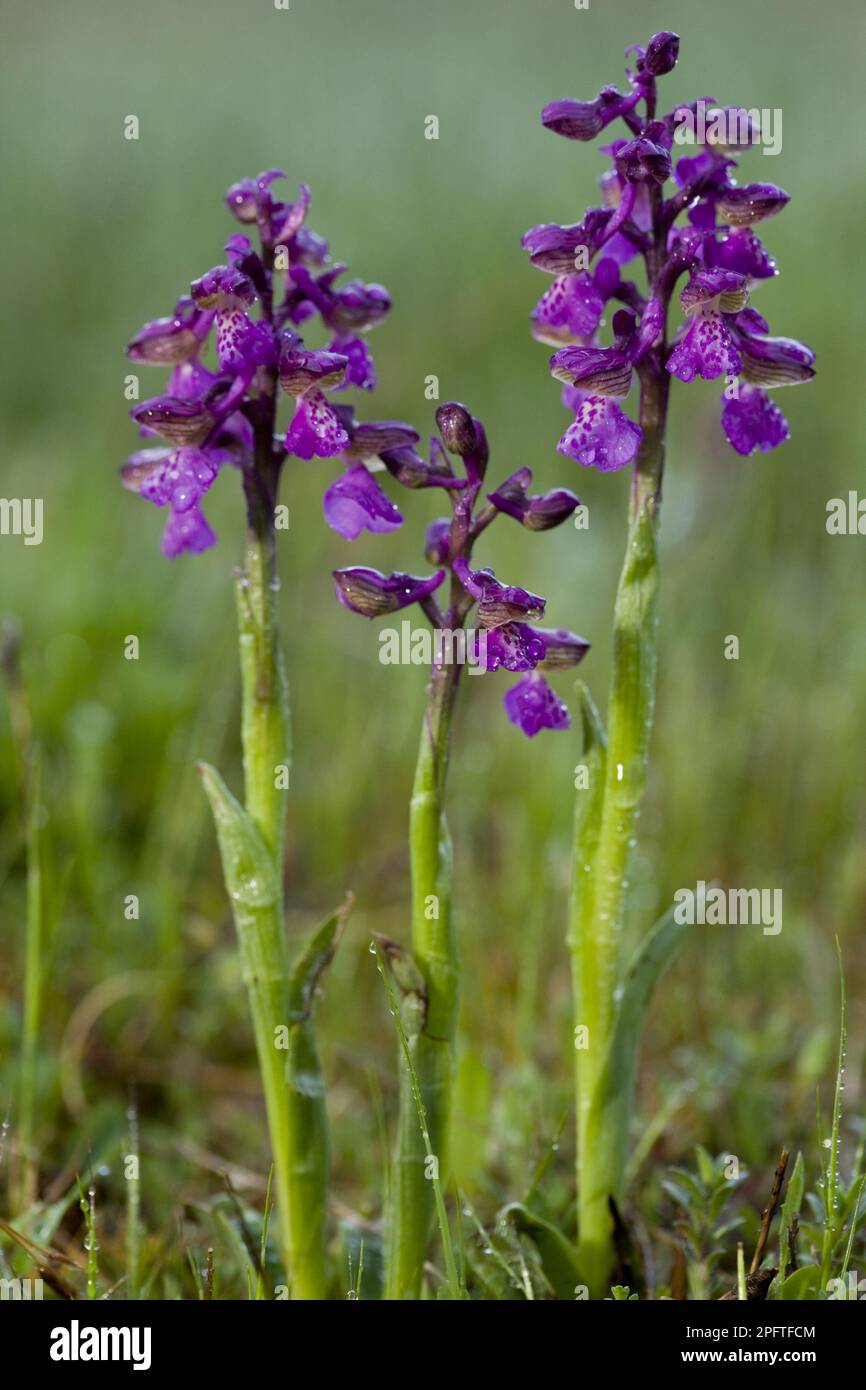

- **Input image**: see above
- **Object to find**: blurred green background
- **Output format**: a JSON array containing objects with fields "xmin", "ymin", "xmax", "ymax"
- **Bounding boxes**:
[{"xmin": 1, "ymin": 0, "xmax": 864, "ymax": 1287}]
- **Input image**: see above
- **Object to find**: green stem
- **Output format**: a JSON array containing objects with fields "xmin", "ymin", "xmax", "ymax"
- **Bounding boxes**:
[
  {"xmin": 385, "ymin": 660, "xmax": 461, "ymax": 1299},
  {"xmin": 570, "ymin": 369, "xmax": 668, "ymax": 1296},
  {"xmin": 223, "ymin": 433, "xmax": 329, "ymax": 1299}
]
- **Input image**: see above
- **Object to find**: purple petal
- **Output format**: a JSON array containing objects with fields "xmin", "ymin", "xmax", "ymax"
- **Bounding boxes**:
[
  {"xmin": 504, "ymin": 673, "xmax": 571, "ymax": 738},
  {"xmin": 541, "ymin": 98, "xmax": 605, "ymax": 141},
  {"xmin": 550, "ymin": 345, "xmax": 633, "ymax": 397},
  {"xmin": 717, "ymin": 183, "xmax": 790, "ymax": 228},
  {"xmin": 522, "ymin": 212, "xmax": 613, "ymax": 274},
  {"xmin": 706, "ymin": 228, "xmax": 777, "ymax": 281},
  {"xmin": 328, "ymin": 280, "xmax": 391, "ymax": 332},
  {"xmin": 721, "ymin": 385, "xmax": 790, "ymax": 456},
  {"xmin": 424, "ymin": 517, "xmax": 452, "ymax": 565},
  {"xmin": 329, "ymin": 335, "xmax": 377, "ymax": 391},
  {"xmin": 731, "ymin": 327, "xmax": 816, "ymax": 388},
  {"xmin": 323, "ymin": 466, "xmax": 403, "ymax": 540},
  {"xmin": 531, "ymin": 273, "xmax": 605, "ymax": 345},
  {"xmin": 534, "ymin": 627, "xmax": 591, "ymax": 669},
  {"xmin": 131, "ymin": 395, "xmax": 215, "ymax": 446},
  {"xmin": 558, "ymin": 395, "xmax": 642, "ymax": 472},
  {"xmin": 126, "ymin": 302, "xmax": 214, "ymax": 366},
  {"xmin": 215, "ymin": 310, "xmax": 275, "ymax": 374},
  {"xmin": 190, "ymin": 264, "xmax": 255, "ymax": 309},
  {"xmin": 161, "ymin": 503, "xmax": 217, "ymax": 558},
  {"xmin": 333, "ymin": 567, "xmax": 445, "ymax": 618}
]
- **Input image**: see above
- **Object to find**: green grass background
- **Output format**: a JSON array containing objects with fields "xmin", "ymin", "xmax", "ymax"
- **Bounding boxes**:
[{"xmin": 1, "ymin": 0, "xmax": 864, "ymax": 1291}]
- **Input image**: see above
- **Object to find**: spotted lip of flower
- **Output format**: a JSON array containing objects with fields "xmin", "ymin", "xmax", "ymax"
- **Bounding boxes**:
[
  {"xmin": 504, "ymin": 673, "xmax": 570, "ymax": 737},
  {"xmin": 284, "ymin": 391, "xmax": 350, "ymax": 460},
  {"xmin": 121, "ymin": 446, "xmax": 221, "ymax": 558},
  {"xmin": 721, "ymin": 384, "xmax": 790, "ymax": 456},
  {"xmin": 550, "ymin": 345, "xmax": 634, "ymax": 397},
  {"xmin": 666, "ymin": 307, "xmax": 742, "ymax": 383},
  {"xmin": 558, "ymin": 395, "xmax": 643, "ymax": 472},
  {"xmin": 615, "ymin": 136, "xmax": 672, "ymax": 185},
  {"xmin": 278, "ymin": 347, "xmax": 347, "ymax": 397},
  {"xmin": 680, "ymin": 267, "xmax": 750, "ymax": 316},
  {"xmin": 531, "ymin": 272, "xmax": 605, "ymax": 346},
  {"xmin": 190, "ymin": 264, "xmax": 256, "ymax": 309},
  {"xmin": 333, "ymin": 566, "xmax": 445, "ymax": 618},
  {"xmin": 717, "ymin": 183, "xmax": 790, "ymax": 228},
  {"xmin": 131, "ymin": 396, "xmax": 215, "ymax": 446}
]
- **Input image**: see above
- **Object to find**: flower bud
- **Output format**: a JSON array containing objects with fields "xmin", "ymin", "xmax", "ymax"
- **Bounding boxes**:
[
  {"xmin": 486, "ymin": 467, "xmax": 531, "ymax": 522},
  {"xmin": 541, "ymin": 98, "xmax": 604, "ymax": 142},
  {"xmin": 643, "ymin": 31, "xmax": 679, "ymax": 76},
  {"xmin": 225, "ymin": 178, "xmax": 259, "ymax": 223},
  {"xmin": 435, "ymin": 402, "xmax": 477, "ymax": 456}
]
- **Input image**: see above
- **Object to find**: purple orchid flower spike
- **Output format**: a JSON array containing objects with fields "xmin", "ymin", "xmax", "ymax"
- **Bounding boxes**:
[
  {"xmin": 333, "ymin": 401, "xmax": 589, "ymax": 737},
  {"xmin": 526, "ymin": 31, "xmax": 815, "ymax": 1300},
  {"xmin": 353, "ymin": 407, "xmax": 592, "ymax": 1302},
  {"xmin": 124, "ymin": 169, "xmax": 398, "ymax": 555},
  {"xmin": 123, "ymin": 171, "xmax": 409, "ymax": 1294}
]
